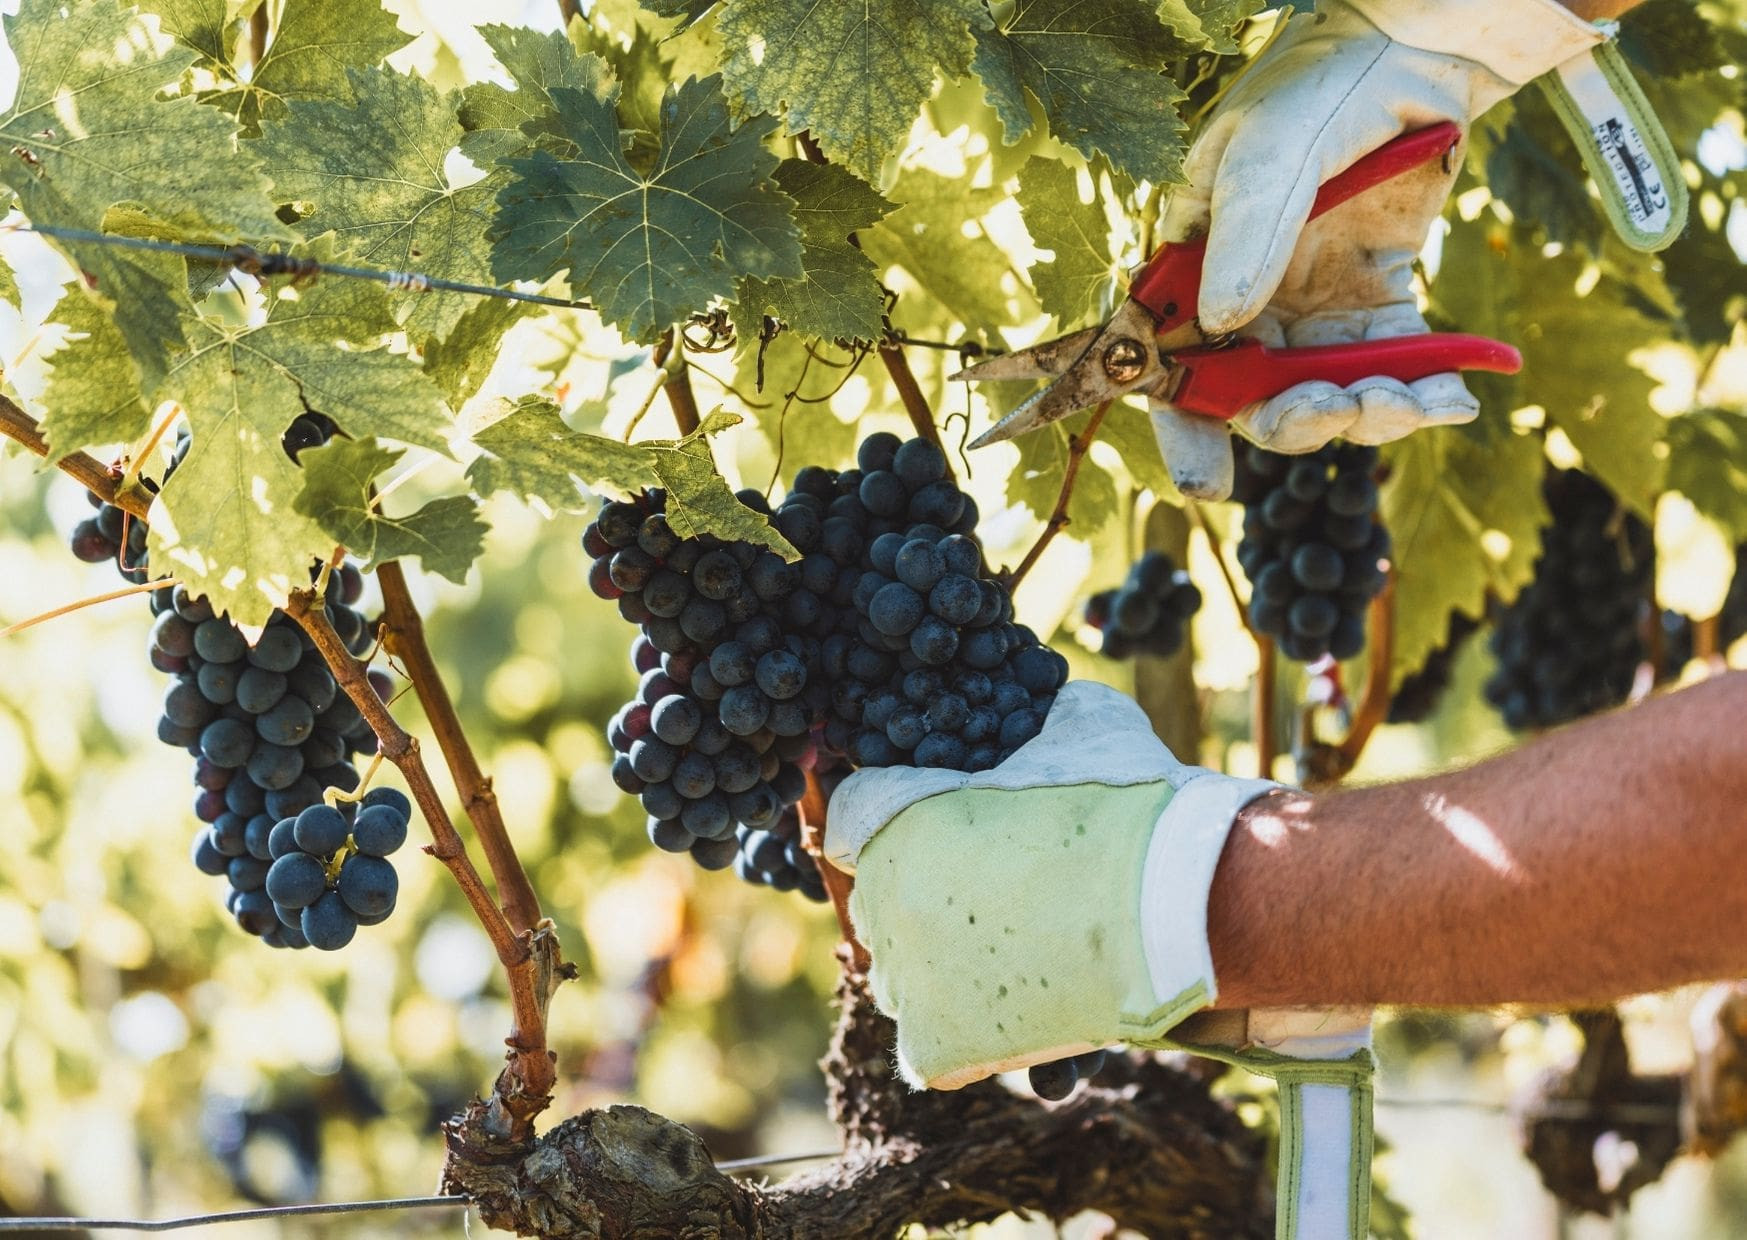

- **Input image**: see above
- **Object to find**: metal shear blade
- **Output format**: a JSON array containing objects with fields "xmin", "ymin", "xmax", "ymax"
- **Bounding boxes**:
[{"xmin": 960, "ymin": 301, "xmax": 1170, "ymax": 449}]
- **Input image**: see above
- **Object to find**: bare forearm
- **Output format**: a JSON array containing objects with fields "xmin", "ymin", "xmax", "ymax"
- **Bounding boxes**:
[{"xmin": 1208, "ymin": 671, "xmax": 1747, "ymax": 1009}]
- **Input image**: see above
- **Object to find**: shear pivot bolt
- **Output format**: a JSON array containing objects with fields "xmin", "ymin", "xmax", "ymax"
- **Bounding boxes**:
[{"xmin": 1101, "ymin": 338, "xmax": 1147, "ymax": 384}]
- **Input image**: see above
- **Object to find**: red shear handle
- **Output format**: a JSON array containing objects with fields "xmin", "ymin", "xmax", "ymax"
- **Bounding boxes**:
[
  {"xmin": 1167, "ymin": 333, "xmax": 1523, "ymax": 420},
  {"xmin": 1130, "ymin": 122, "xmax": 1463, "ymax": 335}
]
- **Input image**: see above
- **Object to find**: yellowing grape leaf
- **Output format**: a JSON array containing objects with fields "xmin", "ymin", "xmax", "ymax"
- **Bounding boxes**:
[
  {"xmin": 861, "ymin": 170, "xmax": 1031, "ymax": 332},
  {"xmin": 259, "ymin": 67, "xmax": 505, "ymax": 344},
  {"xmin": 38, "ymin": 287, "xmax": 153, "ymax": 459},
  {"xmin": 294, "ymin": 437, "xmax": 486, "ymax": 582},
  {"xmin": 147, "ymin": 273, "xmax": 450, "ymax": 625},
  {"xmin": 975, "ymin": 0, "xmax": 1189, "ymax": 186},
  {"xmin": 459, "ymin": 25, "xmax": 615, "ymax": 165},
  {"xmin": 1006, "ymin": 410, "xmax": 1120, "ymax": 536},
  {"xmin": 422, "ymin": 298, "xmax": 535, "ymax": 409},
  {"xmin": 491, "ymin": 76, "xmax": 803, "ymax": 344},
  {"xmin": 1381, "ymin": 424, "xmax": 1547, "ymax": 688},
  {"xmin": 1154, "ymin": 0, "xmax": 1263, "ymax": 54},
  {"xmin": 736, "ymin": 161, "xmax": 895, "ymax": 343},
  {"xmin": 0, "ymin": 0, "xmax": 286, "ymax": 378},
  {"xmin": 1018, "ymin": 157, "xmax": 1118, "ymax": 327},
  {"xmin": 717, "ymin": 0, "xmax": 988, "ymax": 183},
  {"xmin": 468, "ymin": 399, "xmax": 797, "ymax": 557},
  {"xmin": 1666, "ymin": 410, "xmax": 1747, "ymax": 546},
  {"xmin": 191, "ymin": 0, "xmax": 412, "ymax": 133}
]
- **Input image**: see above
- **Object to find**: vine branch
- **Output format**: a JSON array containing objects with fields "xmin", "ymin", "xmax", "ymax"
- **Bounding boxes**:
[
  {"xmin": 0, "ymin": 396, "xmax": 150, "ymax": 520},
  {"xmin": 1253, "ymin": 637, "xmax": 1278, "ymax": 779},
  {"xmin": 1005, "ymin": 400, "xmax": 1112, "ymax": 588},
  {"xmin": 375, "ymin": 561, "xmax": 544, "ymax": 936},
  {"xmin": 799, "ymin": 771, "xmax": 868, "ymax": 973}
]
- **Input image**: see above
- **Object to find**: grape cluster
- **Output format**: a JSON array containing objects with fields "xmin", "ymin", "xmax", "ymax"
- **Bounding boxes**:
[
  {"xmin": 1028, "ymin": 1048, "xmax": 1109, "ymax": 1101},
  {"xmin": 1386, "ymin": 612, "xmax": 1480, "ymax": 725},
  {"xmin": 1230, "ymin": 442, "xmax": 1389, "ymax": 662},
  {"xmin": 195, "ymin": 787, "xmax": 410, "ymax": 951},
  {"xmin": 67, "ymin": 412, "xmax": 398, "ymax": 946},
  {"xmin": 1084, "ymin": 552, "xmax": 1201, "ymax": 659},
  {"xmin": 1484, "ymin": 469, "xmax": 1650, "ymax": 731},
  {"xmin": 588, "ymin": 431, "xmax": 1084, "ymax": 1094}
]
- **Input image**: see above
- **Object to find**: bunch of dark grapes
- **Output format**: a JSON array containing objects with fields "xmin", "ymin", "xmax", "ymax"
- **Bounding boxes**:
[
  {"xmin": 1084, "ymin": 552, "xmax": 1201, "ymax": 659},
  {"xmin": 1386, "ymin": 612, "xmax": 1480, "ymax": 724},
  {"xmin": 588, "ymin": 431, "xmax": 1081, "ymax": 1094},
  {"xmin": 1230, "ymin": 442, "xmax": 1388, "ymax": 662},
  {"xmin": 1484, "ymin": 469, "xmax": 1650, "ymax": 731},
  {"xmin": 68, "ymin": 413, "xmax": 398, "ymax": 947}
]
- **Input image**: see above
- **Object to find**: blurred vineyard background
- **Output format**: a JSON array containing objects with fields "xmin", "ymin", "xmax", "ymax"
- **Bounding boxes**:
[{"xmin": 1, "ymin": 0, "xmax": 1745, "ymax": 1236}]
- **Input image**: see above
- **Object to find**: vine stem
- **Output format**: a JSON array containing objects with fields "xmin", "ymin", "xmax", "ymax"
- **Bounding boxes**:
[
  {"xmin": 3, "ymin": 578, "xmax": 173, "ymax": 637},
  {"xmin": 1185, "ymin": 499, "xmax": 1259, "ymax": 643},
  {"xmin": 281, "ymin": 590, "xmax": 556, "ymax": 1137},
  {"xmin": 659, "ymin": 331, "xmax": 703, "ymax": 436},
  {"xmin": 0, "ymin": 396, "xmax": 150, "ymax": 520},
  {"xmin": 375, "ymin": 561, "xmax": 543, "ymax": 936},
  {"xmin": 798, "ymin": 771, "xmax": 869, "ymax": 973},
  {"xmin": 1006, "ymin": 400, "xmax": 1113, "ymax": 587},
  {"xmin": 1253, "ymin": 637, "xmax": 1277, "ymax": 779},
  {"xmin": 1330, "ymin": 572, "xmax": 1396, "ymax": 774}
]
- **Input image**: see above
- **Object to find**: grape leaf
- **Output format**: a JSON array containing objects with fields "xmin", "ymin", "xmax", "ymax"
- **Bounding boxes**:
[
  {"xmin": 1018, "ymin": 157, "xmax": 1118, "ymax": 327},
  {"xmin": 1659, "ymin": 175, "xmax": 1747, "ymax": 346},
  {"xmin": 422, "ymin": 298, "xmax": 535, "ymax": 409},
  {"xmin": 973, "ymin": 0, "xmax": 1189, "ymax": 186},
  {"xmin": 724, "ymin": 330, "xmax": 866, "ymax": 467},
  {"xmin": 294, "ymin": 438, "xmax": 486, "ymax": 582},
  {"xmin": 198, "ymin": 0, "xmax": 412, "ymax": 133},
  {"xmin": 38, "ymin": 287, "xmax": 153, "ymax": 459},
  {"xmin": 860, "ymin": 170, "xmax": 1033, "ymax": 332},
  {"xmin": 639, "ymin": 0, "xmax": 715, "ymax": 25},
  {"xmin": 1381, "ymin": 423, "xmax": 1548, "ymax": 689},
  {"xmin": 1005, "ymin": 411, "xmax": 1120, "ymax": 536},
  {"xmin": 1154, "ymin": 0, "xmax": 1262, "ymax": 54},
  {"xmin": 146, "ymin": 274, "xmax": 450, "ymax": 624},
  {"xmin": 490, "ymin": 76, "xmax": 803, "ymax": 344},
  {"xmin": 468, "ymin": 395, "xmax": 656, "ymax": 509},
  {"xmin": 1098, "ymin": 400, "xmax": 1177, "ymax": 501},
  {"xmin": 0, "ymin": 251, "xmax": 20, "ymax": 313},
  {"xmin": 1479, "ymin": 97, "xmax": 1603, "ymax": 253},
  {"xmin": 459, "ymin": 26, "xmax": 614, "ymax": 165},
  {"xmin": 468, "ymin": 399, "xmax": 799, "ymax": 558},
  {"xmin": 735, "ymin": 160, "xmax": 895, "ymax": 343},
  {"xmin": 1431, "ymin": 219, "xmax": 1665, "ymax": 517},
  {"xmin": 1617, "ymin": 0, "xmax": 1727, "ymax": 78},
  {"xmin": 258, "ymin": 67, "xmax": 504, "ymax": 344},
  {"xmin": 0, "ymin": 0, "xmax": 286, "ymax": 377},
  {"xmin": 1666, "ymin": 410, "xmax": 1747, "ymax": 545},
  {"xmin": 717, "ymin": 0, "xmax": 988, "ymax": 183},
  {"xmin": 139, "ymin": 0, "xmax": 238, "ymax": 66}
]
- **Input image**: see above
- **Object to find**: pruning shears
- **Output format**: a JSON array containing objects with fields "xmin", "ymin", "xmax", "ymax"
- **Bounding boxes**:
[{"xmin": 958, "ymin": 122, "xmax": 1523, "ymax": 449}]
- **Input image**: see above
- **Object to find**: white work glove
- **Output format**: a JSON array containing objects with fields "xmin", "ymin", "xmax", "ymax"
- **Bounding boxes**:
[
  {"xmin": 1154, "ymin": 0, "xmax": 1604, "ymax": 500},
  {"xmin": 826, "ymin": 682, "xmax": 1378, "ymax": 1239}
]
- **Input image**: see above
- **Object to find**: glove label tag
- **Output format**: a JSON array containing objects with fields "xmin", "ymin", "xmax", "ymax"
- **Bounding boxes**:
[{"xmin": 1538, "ymin": 41, "xmax": 1687, "ymax": 252}]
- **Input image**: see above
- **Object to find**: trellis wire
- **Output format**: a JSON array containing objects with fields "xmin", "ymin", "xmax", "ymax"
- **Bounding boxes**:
[{"xmin": 0, "ymin": 1149, "xmax": 843, "ymax": 1233}]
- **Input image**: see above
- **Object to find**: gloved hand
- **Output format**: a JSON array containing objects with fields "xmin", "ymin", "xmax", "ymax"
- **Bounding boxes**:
[
  {"xmin": 823, "ymin": 680, "xmax": 1278, "ymax": 1089},
  {"xmin": 1152, "ymin": 0, "xmax": 1604, "ymax": 500}
]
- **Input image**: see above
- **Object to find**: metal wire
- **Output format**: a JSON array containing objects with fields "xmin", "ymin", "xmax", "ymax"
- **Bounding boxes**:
[{"xmin": 0, "ymin": 1196, "xmax": 467, "ymax": 1232}]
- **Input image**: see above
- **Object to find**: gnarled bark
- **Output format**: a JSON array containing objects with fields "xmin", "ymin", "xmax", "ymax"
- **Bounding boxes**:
[{"xmin": 442, "ymin": 969, "xmax": 1271, "ymax": 1239}]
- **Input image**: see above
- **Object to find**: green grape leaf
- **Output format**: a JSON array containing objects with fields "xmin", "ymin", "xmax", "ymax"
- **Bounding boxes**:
[
  {"xmin": 258, "ymin": 67, "xmax": 503, "ymax": 344},
  {"xmin": 735, "ymin": 160, "xmax": 895, "ymax": 343},
  {"xmin": 1666, "ymin": 410, "xmax": 1747, "ymax": 545},
  {"xmin": 717, "ymin": 0, "xmax": 988, "ymax": 183},
  {"xmin": 0, "ymin": 251, "xmax": 20, "ymax": 313},
  {"xmin": 1431, "ymin": 218, "xmax": 1665, "ymax": 517},
  {"xmin": 1018, "ymin": 157, "xmax": 1118, "ymax": 326},
  {"xmin": 0, "ymin": 0, "xmax": 287, "ymax": 376},
  {"xmin": 468, "ymin": 395, "xmax": 655, "ymax": 509},
  {"xmin": 639, "ymin": 0, "xmax": 715, "ymax": 25},
  {"xmin": 1617, "ymin": 0, "xmax": 1727, "ymax": 77},
  {"xmin": 572, "ymin": 0, "xmax": 683, "ymax": 152},
  {"xmin": 204, "ymin": 0, "xmax": 412, "ymax": 133},
  {"xmin": 1479, "ymin": 98, "xmax": 1603, "ymax": 252},
  {"xmin": 974, "ymin": 0, "xmax": 1189, "ymax": 186},
  {"xmin": 490, "ymin": 76, "xmax": 803, "ymax": 344},
  {"xmin": 468, "ymin": 400, "xmax": 798, "ymax": 557},
  {"xmin": 422, "ymin": 298, "xmax": 535, "ymax": 409},
  {"xmin": 860, "ymin": 170, "xmax": 1033, "ymax": 332},
  {"xmin": 38, "ymin": 287, "xmax": 153, "ymax": 459},
  {"xmin": 1154, "ymin": 0, "xmax": 1262, "ymax": 54},
  {"xmin": 294, "ymin": 438, "xmax": 486, "ymax": 582},
  {"xmin": 1005, "ymin": 411, "xmax": 1120, "ymax": 536},
  {"xmin": 459, "ymin": 25, "xmax": 616, "ymax": 165},
  {"xmin": 139, "ymin": 0, "xmax": 237, "ymax": 66},
  {"xmin": 1659, "ymin": 175, "xmax": 1747, "ymax": 347},
  {"xmin": 1382, "ymin": 424, "xmax": 1548, "ymax": 689},
  {"xmin": 1099, "ymin": 399, "xmax": 1177, "ymax": 500}
]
